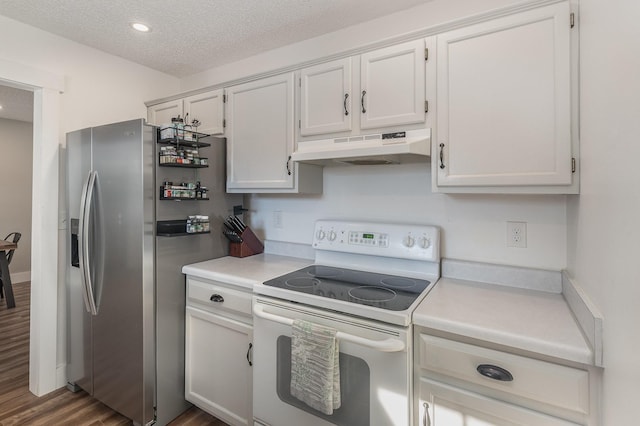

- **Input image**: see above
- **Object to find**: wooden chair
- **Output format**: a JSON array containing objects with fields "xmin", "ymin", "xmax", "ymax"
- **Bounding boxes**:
[{"xmin": 0, "ymin": 232, "xmax": 21, "ymax": 299}]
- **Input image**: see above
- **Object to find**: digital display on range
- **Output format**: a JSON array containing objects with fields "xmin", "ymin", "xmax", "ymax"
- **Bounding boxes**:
[{"xmin": 362, "ymin": 233, "xmax": 374, "ymax": 239}]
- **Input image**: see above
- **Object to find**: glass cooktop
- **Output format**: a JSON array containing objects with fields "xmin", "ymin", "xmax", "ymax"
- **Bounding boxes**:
[{"xmin": 263, "ymin": 265, "xmax": 432, "ymax": 311}]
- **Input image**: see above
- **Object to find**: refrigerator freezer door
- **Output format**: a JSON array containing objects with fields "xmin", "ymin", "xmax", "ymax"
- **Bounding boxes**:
[
  {"xmin": 89, "ymin": 119, "xmax": 156, "ymax": 426},
  {"xmin": 66, "ymin": 127, "xmax": 94, "ymax": 394}
]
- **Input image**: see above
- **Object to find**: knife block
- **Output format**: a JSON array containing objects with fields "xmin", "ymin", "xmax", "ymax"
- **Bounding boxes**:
[{"xmin": 229, "ymin": 227, "xmax": 264, "ymax": 258}]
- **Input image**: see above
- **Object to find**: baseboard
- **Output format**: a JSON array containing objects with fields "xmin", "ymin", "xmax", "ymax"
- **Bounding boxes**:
[
  {"xmin": 562, "ymin": 271, "xmax": 604, "ymax": 367},
  {"xmin": 11, "ymin": 270, "xmax": 31, "ymax": 283}
]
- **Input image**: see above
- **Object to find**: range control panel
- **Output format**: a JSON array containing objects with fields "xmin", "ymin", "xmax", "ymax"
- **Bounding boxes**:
[{"xmin": 313, "ymin": 220, "xmax": 440, "ymax": 262}]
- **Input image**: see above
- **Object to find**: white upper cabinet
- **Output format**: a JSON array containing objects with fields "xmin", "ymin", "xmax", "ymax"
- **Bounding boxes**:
[
  {"xmin": 183, "ymin": 89, "xmax": 225, "ymax": 136},
  {"xmin": 147, "ymin": 89, "xmax": 225, "ymax": 136},
  {"xmin": 147, "ymin": 99, "xmax": 183, "ymax": 127},
  {"xmin": 226, "ymin": 72, "xmax": 322, "ymax": 193},
  {"xmin": 360, "ymin": 39, "xmax": 426, "ymax": 130},
  {"xmin": 434, "ymin": 2, "xmax": 575, "ymax": 193},
  {"xmin": 299, "ymin": 38, "xmax": 429, "ymax": 139},
  {"xmin": 300, "ymin": 58, "xmax": 353, "ymax": 136}
]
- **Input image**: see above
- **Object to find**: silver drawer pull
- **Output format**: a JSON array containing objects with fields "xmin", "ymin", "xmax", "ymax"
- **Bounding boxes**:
[
  {"xmin": 477, "ymin": 364, "xmax": 513, "ymax": 381},
  {"xmin": 422, "ymin": 402, "xmax": 431, "ymax": 426},
  {"xmin": 210, "ymin": 294, "xmax": 224, "ymax": 303}
]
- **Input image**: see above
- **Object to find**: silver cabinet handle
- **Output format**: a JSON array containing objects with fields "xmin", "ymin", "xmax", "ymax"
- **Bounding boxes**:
[
  {"xmin": 286, "ymin": 155, "xmax": 292, "ymax": 176},
  {"xmin": 361, "ymin": 90, "xmax": 367, "ymax": 113},
  {"xmin": 423, "ymin": 402, "xmax": 431, "ymax": 426},
  {"xmin": 344, "ymin": 93, "xmax": 349, "ymax": 116},
  {"xmin": 439, "ymin": 143, "xmax": 445, "ymax": 169}
]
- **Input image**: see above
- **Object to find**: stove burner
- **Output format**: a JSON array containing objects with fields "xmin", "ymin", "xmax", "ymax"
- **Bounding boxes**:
[
  {"xmin": 380, "ymin": 277, "xmax": 417, "ymax": 289},
  {"xmin": 285, "ymin": 277, "xmax": 320, "ymax": 288},
  {"xmin": 348, "ymin": 286, "xmax": 397, "ymax": 303},
  {"xmin": 307, "ymin": 265, "xmax": 343, "ymax": 279}
]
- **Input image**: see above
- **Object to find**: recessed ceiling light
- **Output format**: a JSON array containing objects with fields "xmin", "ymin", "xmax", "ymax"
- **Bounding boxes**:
[{"xmin": 131, "ymin": 22, "xmax": 151, "ymax": 33}]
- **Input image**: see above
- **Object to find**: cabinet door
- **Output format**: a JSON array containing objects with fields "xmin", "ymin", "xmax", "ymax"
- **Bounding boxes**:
[
  {"xmin": 419, "ymin": 378, "xmax": 579, "ymax": 426},
  {"xmin": 185, "ymin": 306, "xmax": 253, "ymax": 426},
  {"xmin": 147, "ymin": 99, "xmax": 183, "ymax": 126},
  {"xmin": 435, "ymin": 2, "xmax": 572, "ymax": 188},
  {"xmin": 226, "ymin": 73, "xmax": 295, "ymax": 190},
  {"xmin": 300, "ymin": 58, "xmax": 352, "ymax": 136},
  {"xmin": 360, "ymin": 39, "xmax": 426, "ymax": 130},
  {"xmin": 184, "ymin": 89, "xmax": 225, "ymax": 135}
]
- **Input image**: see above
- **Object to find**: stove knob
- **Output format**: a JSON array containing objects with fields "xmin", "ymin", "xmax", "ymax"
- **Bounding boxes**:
[
  {"xmin": 419, "ymin": 237, "xmax": 431, "ymax": 249},
  {"xmin": 403, "ymin": 235, "xmax": 415, "ymax": 248},
  {"xmin": 316, "ymin": 230, "xmax": 326, "ymax": 240},
  {"xmin": 328, "ymin": 230, "xmax": 337, "ymax": 241}
]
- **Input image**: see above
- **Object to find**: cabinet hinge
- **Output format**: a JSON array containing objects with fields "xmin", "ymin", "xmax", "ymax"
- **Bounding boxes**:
[
  {"xmin": 425, "ymin": 48, "xmax": 429, "ymax": 61},
  {"xmin": 570, "ymin": 13, "xmax": 575, "ymax": 28},
  {"xmin": 223, "ymin": 94, "xmax": 227, "ymax": 103},
  {"xmin": 299, "ymin": 78, "xmax": 302, "ymax": 87},
  {"xmin": 425, "ymin": 100, "xmax": 429, "ymax": 113},
  {"xmin": 223, "ymin": 119, "xmax": 226, "ymax": 128},
  {"xmin": 571, "ymin": 157, "xmax": 576, "ymax": 173},
  {"xmin": 298, "ymin": 119, "xmax": 301, "ymax": 129}
]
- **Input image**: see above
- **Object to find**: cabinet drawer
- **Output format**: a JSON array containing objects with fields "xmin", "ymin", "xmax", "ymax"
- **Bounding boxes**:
[
  {"xmin": 419, "ymin": 334, "xmax": 589, "ymax": 415},
  {"xmin": 187, "ymin": 278, "xmax": 252, "ymax": 317}
]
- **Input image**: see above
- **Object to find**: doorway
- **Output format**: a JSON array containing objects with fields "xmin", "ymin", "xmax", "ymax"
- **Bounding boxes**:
[{"xmin": 0, "ymin": 58, "xmax": 64, "ymax": 397}]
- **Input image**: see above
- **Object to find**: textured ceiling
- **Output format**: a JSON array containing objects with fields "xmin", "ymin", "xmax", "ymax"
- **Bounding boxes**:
[
  {"xmin": 0, "ymin": 0, "xmax": 433, "ymax": 78},
  {"xmin": 0, "ymin": 0, "xmax": 433, "ymax": 122}
]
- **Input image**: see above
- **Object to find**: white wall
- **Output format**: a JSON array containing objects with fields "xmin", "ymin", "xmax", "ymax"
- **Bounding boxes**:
[
  {"xmin": 0, "ymin": 15, "xmax": 180, "ymax": 133},
  {"xmin": 0, "ymin": 15, "xmax": 181, "ymax": 389},
  {"xmin": 0, "ymin": 117, "xmax": 32, "ymax": 280},
  {"xmin": 567, "ymin": 0, "xmax": 640, "ymax": 424},
  {"xmin": 249, "ymin": 165, "xmax": 567, "ymax": 270}
]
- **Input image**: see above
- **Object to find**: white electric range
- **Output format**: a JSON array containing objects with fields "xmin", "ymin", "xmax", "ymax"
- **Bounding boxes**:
[{"xmin": 252, "ymin": 219, "xmax": 440, "ymax": 426}]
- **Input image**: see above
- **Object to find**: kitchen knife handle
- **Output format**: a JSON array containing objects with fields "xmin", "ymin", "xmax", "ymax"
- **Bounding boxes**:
[
  {"xmin": 344, "ymin": 93, "xmax": 349, "ymax": 116},
  {"xmin": 361, "ymin": 90, "xmax": 367, "ymax": 114},
  {"xmin": 439, "ymin": 143, "xmax": 445, "ymax": 169},
  {"xmin": 286, "ymin": 155, "xmax": 292, "ymax": 176}
]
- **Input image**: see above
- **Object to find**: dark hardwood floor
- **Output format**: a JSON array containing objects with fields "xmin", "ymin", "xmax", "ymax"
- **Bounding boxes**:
[{"xmin": 0, "ymin": 282, "xmax": 227, "ymax": 425}]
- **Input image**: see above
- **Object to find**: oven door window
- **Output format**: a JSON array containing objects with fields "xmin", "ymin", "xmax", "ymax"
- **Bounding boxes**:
[{"xmin": 276, "ymin": 336, "xmax": 370, "ymax": 426}]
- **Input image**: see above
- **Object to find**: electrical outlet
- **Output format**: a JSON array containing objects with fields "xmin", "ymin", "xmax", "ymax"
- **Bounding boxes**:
[
  {"xmin": 507, "ymin": 221, "xmax": 527, "ymax": 248},
  {"xmin": 274, "ymin": 210, "xmax": 283, "ymax": 229}
]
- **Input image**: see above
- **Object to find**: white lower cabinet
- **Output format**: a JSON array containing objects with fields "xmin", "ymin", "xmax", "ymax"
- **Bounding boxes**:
[
  {"xmin": 419, "ymin": 379, "xmax": 579, "ymax": 426},
  {"xmin": 415, "ymin": 332, "xmax": 593, "ymax": 426},
  {"xmin": 185, "ymin": 277, "xmax": 253, "ymax": 426}
]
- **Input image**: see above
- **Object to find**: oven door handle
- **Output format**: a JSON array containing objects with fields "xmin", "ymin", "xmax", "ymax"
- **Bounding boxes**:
[{"xmin": 253, "ymin": 305, "xmax": 406, "ymax": 353}]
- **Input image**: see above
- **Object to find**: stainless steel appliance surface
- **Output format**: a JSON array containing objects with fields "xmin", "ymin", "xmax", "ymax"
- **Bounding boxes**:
[
  {"xmin": 253, "ymin": 220, "xmax": 440, "ymax": 426},
  {"xmin": 65, "ymin": 118, "xmax": 240, "ymax": 426}
]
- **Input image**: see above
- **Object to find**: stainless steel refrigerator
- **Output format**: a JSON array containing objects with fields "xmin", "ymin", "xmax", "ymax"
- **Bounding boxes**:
[{"xmin": 65, "ymin": 118, "xmax": 241, "ymax": 425}]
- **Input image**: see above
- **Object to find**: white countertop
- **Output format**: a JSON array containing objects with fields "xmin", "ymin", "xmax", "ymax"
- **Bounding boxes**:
[
  {"xmin": 413, "ymin": 276, "xmax": 593, "ymax": 365},
  {"xmin": 182, "ymin": 253, "xmax": 312, "ymax": 290}
]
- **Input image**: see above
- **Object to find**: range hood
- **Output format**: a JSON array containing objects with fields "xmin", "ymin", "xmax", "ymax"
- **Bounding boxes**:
[{"xmin": 291, "ymin": 129, "xmax": 431, "ymax": 166}]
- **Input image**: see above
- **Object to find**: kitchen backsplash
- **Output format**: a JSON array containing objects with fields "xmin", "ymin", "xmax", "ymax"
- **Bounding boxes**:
[{"xmin": 247, "ymin": 163, "xmax": 567, "ymax": 271}]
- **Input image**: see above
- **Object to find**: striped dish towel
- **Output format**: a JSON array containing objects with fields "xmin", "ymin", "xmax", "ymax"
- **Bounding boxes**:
[{"xmin": 290, "ymin": 319, "xmax": 341, "ymax": 415}]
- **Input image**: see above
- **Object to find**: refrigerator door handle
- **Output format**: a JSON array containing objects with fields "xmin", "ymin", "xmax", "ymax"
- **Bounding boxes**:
[{"xmin": 79, "ymin": 170, "xmax": 98, "ymax": 315}]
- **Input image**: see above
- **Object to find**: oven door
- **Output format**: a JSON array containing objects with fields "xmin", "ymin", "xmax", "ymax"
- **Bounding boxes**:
[{"xmin": 252, "ymin": 296, "xmax": 411, "ymax": 426}]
